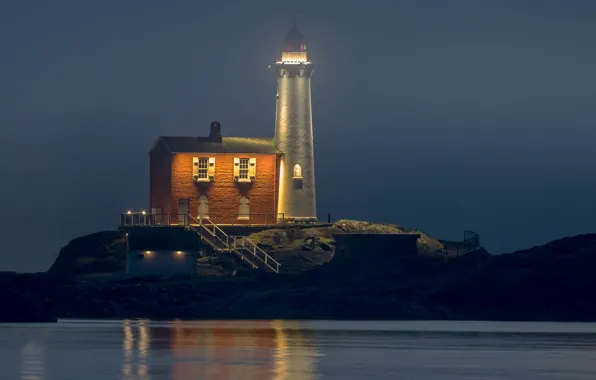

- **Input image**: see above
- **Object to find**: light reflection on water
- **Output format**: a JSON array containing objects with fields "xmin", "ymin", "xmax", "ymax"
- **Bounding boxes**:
[
  {"xmin": 122, "ymin": 320, "xmax": 150, "ymax": 380},
  {"xmin": 118, "ymin": 319, "xmax": 321, "ymax": 380},
  {"xmin": 3, "ymin": 320, "xmax": 596, "ymax": 379},
  {"xmin": 20, "ymin": 342, "xmax": 44, "ymax": 380}
]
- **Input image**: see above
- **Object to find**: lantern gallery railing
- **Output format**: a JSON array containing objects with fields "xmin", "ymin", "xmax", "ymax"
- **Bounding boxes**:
[{"xmin": 120, "ymin": 212, "xmax": 286, "ymax": 227}]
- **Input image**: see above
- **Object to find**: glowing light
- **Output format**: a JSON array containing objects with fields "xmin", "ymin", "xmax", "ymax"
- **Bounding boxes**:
[
  {"xmin": 127, "ymin": 210, "xmax": 131, "ymax": 215},
  {"xmin": 277, "ymin": 157, "xmax": 286, "ymax": 217},
  {"xmin": 281, "ymin": 51, "xmax": 308, "ymax": 63},
  {"xmin": 293, "ymin": 164, "xmax": 302, "ymax": 178},
  {"xmin": 176, "ymin": 251, "xmax": 183, "ymax": 255},
  {"xmin": 276, "ymin": 61, "xmax": 312, "ymax": 65},
  {"xmin": 145, "ymin": 251, "xmax": 152, "ymax": 255},
  {"xmin": 141, "ymin": 210, "xmax": 146, "ymax": 215}
]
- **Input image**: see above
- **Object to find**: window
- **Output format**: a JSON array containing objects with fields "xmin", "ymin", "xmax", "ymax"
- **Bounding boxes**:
[
  {"xmin": 197, "ymin": 158, "xmax": 208, "ymax": 179},
  {"xmin": 293, "ymin": 164, "xmax": 302, "ymax": 178},
  {"xmin": 238, "ymin": 196, "xmax": 249, "ymax": 220},
  {"xmin": 234, "ymin": 157, "xmax": 256, "ymax": 182},
  {"xmin": 193, "ymin": 157, "xmax": 215, "ymax": 182},
  {"xmin": 239, "ymin": 158, "xmax": 249, "ymax": 180}
]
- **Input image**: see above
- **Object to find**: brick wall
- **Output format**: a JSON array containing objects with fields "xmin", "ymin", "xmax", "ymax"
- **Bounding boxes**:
[
  {"xmin": 170, "ymin": 153, "xmax": 279, "ymax": 224},
  {"xmin": 149, "ymin": 142, "xmax": 172, "ymax": 216}
]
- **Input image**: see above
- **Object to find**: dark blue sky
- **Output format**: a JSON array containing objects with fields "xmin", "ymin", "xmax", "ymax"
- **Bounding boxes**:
[{"xmin": 1, "ymin": 0, "xmax": 595, "ymax": 272}]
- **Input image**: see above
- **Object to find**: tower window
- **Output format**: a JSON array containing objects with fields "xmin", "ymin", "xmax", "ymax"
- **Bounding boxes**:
[
  {"xmin": 293, "ymin": 164, "xmax": 302, "ymax": 178},
  {"xmin": 239, "ymin": 158, "xmax": 249, "ymax": 180}
]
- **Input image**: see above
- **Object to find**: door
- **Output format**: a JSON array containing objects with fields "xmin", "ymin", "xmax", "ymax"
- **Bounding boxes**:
[
  {"xmin": 151, "ymin": 207, "xmax": 162, "ymax": 225},
  {"xmin": 178, "ymin": 199, "xmax": 189, "ymax": 225}
]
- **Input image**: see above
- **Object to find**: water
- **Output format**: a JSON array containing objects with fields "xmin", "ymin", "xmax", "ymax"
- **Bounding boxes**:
[{"xmin": 2, "ymin": 320, "xmax": 596, "ymax": 379}]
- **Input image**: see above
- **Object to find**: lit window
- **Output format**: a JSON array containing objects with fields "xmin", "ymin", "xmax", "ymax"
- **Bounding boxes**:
[
  {"xmin": 239, "ymin": 158, "xmax": 249, "ymax": 180},
  {"xmin": 293, "ymin": 164, "xmax": 302, "ymax": 178},
  {"xmin": 197, "ymin": 158, "xmax": 209, "ymax": 179}
]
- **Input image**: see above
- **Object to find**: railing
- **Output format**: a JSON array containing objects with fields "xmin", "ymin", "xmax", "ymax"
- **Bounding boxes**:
[
  {"xmin": 441, "ymin": 230, "xmax": 481, "ymax": 257},
  {"xmin": 120, "ymin": 212, "xmax": 285, "ymax": 227},
  {"xmin": 230, "ymin": 236, "xmax": 281, "ymax": 273},
  {"xmin": 187, "ymin": 215, "xmax": 234, "ymax": 252},
  {"xmin": 120, "ymin": 212, "xmax": 190, "ymax": 226},
  {"xmin": 186, "ymin": 214, "xmax": 280, "ymax": 273}
]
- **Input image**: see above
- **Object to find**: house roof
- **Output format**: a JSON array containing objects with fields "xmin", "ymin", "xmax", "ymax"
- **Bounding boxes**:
[{"xmin": 151, "ymin": 136, "xmax": 283, "ymax": 154}]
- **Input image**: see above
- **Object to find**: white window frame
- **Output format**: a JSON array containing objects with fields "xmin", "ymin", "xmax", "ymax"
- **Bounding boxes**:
[
  {"xmin": 239, "ymin": 158, "xmax": 250, "ymax": 181},
  {"xmin": 197, "ymin": 158, "xmax": 209, "ymax": 180},
  {"xmin": 194, "ymin": 157, "xmax": 213, "ymax": 183}
]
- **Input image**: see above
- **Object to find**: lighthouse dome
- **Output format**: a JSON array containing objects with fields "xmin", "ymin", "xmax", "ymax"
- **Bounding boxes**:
[{"xmin": 283, "ymin": 25, "xmax": 306, "ymax": 52}]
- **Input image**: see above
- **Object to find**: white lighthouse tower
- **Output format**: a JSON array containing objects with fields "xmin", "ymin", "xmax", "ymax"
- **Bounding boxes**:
[{"xmin": 274, "ymin": 23, "xmax": 317, "ymax": 221}]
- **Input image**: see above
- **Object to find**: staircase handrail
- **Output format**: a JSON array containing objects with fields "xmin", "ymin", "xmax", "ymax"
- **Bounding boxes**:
[
  {"xmin": 231, "ymin": 236, "xmax": 281, "ymax": 273},
  {"xmin": 440, "ymin": 230, "xmax": 481, "ymax": 258},
  {"xmin": 188, "ymin": 214, "xmax": 228, "ymax": 238},
  {"xmin": 186, "ymin": 214, "xmax": 280, "ymax": 273},
  {"xmin": 187, "ymin": 214, "xmax": 232, "ymax": 250}
]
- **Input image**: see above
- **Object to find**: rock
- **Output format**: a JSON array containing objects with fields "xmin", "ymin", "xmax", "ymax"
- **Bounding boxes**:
[
  {"xmin": 320, "ymin": 242, "xmax": 334, "ymax": 252},
  {"xmin": 0, "ymin": 273, "xmax": 57, "ymax": 322}
]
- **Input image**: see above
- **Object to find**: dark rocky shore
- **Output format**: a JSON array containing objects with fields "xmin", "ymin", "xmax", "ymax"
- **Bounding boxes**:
[{"xmin": 3, "ymin": 225, "xmax": 596, "ymax": 322}]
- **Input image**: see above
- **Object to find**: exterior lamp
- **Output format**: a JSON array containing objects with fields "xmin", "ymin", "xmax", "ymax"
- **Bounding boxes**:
[{"xmin": 127, "ymin": 210, "xmax": 132, "ymax": 215}]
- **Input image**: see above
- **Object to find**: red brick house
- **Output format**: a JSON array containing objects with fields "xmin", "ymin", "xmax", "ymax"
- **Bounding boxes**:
[
  {"xmin": 149, "ymin": 121, "xmax": 283, "ymax": 225},
  {"xmin": 147, "ymin": 24, "xmax": 317, "ymax": 226}
]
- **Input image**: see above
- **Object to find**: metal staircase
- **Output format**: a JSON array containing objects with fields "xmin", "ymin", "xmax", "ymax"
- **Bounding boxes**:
[
  {"xmin": 186, "ymin": 215, "xmax": 281, "ymax": 273},
  {"xmin": 440, "ymin": 230, "xmax": 481, "ymax": 258}
]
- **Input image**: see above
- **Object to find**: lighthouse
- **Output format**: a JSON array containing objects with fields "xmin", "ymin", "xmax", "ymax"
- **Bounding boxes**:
[{"xmin": 274, "ymin": 23, "xmax": 317, "ymax": 221}]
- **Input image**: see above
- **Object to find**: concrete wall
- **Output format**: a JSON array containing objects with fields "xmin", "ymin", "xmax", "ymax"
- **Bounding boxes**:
[
  {"xmin": 126, "ymin": 227, "xmax": 203, "ymax": 251},
  {"xmin": 169, "ymin": 153, "xmax": 279, "ymax": 224},
  {"xmin": 274, "ymin": 64, "xmax": 317, "ymax": 219},
  {"xmin": 126, "ymin": 250, "xmax": 199, "ymax": 279}
]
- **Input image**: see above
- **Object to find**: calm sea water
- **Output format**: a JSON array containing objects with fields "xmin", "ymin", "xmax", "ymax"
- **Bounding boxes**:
[{"xmin": 1, "ymin": 320, "xmax": 596, "ymax": 379}]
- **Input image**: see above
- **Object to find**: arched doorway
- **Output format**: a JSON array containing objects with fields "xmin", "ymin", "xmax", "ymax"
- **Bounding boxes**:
[
  {"xmin": 198, "ymin": 195, "xmax": 209, "ymax": 218},
  {"xmin": 238, "ymin": 196, "xmax": 249, "ymax": 220}
]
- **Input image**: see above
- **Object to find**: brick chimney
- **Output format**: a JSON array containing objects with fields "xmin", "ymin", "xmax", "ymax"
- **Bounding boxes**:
[{"xmin": 209, "ymin": 121, "xmax": 222, "ymax": 142}]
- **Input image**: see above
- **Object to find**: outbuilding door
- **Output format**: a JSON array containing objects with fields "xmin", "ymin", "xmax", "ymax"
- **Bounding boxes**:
[{"xmin": 178, "ymin": 199, "xmax": 189, "ymax": 224}]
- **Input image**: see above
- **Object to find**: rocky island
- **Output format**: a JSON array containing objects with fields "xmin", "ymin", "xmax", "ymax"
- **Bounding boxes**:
[{"xmin": 2, "ymin": 220, "xmax": 596, "ymax": 322}]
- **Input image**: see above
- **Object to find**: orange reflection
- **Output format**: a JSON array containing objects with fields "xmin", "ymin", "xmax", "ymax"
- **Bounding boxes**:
[
  {"xmin": 168, "ymin": 320, "xmax": 320, "ymax": 380},
  {"xmin": 121, "ymin": 320, "xmax": 150, "ymax": 380}
]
